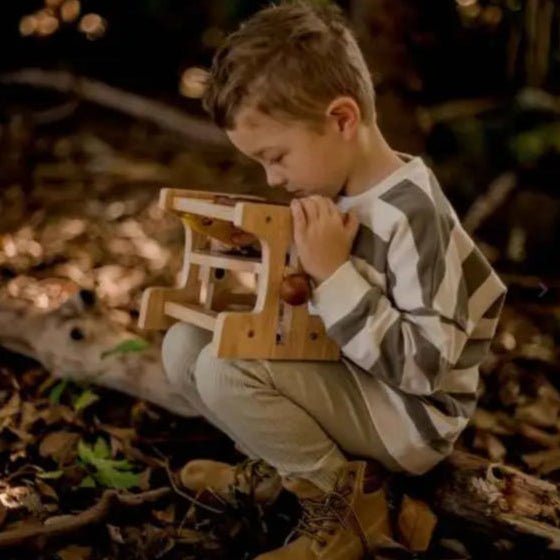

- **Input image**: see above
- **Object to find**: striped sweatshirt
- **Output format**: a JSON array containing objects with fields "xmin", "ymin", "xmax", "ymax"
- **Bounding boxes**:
[{"xmin": 309, "ymin": 155, "xmax": 507, "ymax": 475}]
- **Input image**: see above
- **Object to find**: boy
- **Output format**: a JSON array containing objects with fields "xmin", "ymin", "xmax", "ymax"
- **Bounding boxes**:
[{"xmin": 162, "ymin": 2, "xmax": 507, "ymax": 558}]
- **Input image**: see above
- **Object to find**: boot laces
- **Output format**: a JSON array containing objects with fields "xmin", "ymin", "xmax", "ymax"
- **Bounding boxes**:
[
  {"xmin": 294, "ymin": 490, "xmax": 353, "ymax": 546},
  {"xmin": 231, "ymin": 458, "xmax": 276, "ymax": 499},
  {"xmin": 198, "ymin": 459, "xmax": 277, "ymax": 514},
  {"xmin": 285, "ymin": 470, "xmax": 370, "ymax": 551}
]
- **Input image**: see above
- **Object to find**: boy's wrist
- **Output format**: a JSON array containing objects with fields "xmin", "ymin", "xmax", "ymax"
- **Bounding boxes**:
[
  {"xmin": 310, "ymin": 260, "xmax": 347, "ymax": 287},
  {"xmin": 309, "ymin": 259, "xmax": 349, "ymax": 286},
  {"xmin": 310, "ymin": 272, "xmax": 330, "ymax": 288}
]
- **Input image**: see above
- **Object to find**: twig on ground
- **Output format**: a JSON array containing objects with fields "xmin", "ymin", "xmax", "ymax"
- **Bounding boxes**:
[
  {"xmin": 0, "ymin": 487, "xmax": 170, "ymax": 548},
  {"xmin": 151, "ymin": 446, "xmax": 225, "ymax": 515}
]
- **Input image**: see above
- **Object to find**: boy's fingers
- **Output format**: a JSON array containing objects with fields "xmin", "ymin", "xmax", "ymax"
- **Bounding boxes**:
[
  {"xmin": 301, "ymin": 196, "xmax": 321, "ymax": 221},
  {"xmin": 325, "ymin": 198, "xmax": 338, "ymax": 216},
  {"xmin": 315, "ymin": 195, "xmax": 333, "ymax": 218},
  {"xmin": 325, "ymin": 198, "xmax": 344, "ymax": 224},
  {"xmin": 314, "ymin": 196, "xmax": 342, "ymax": 223},
  {"xmin": 291, "ymin": 199, "xmax": 306, "ymax": 232}
]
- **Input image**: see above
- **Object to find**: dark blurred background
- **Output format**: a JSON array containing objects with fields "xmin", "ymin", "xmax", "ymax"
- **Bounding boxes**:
[{"xmin": 2, "ymin": 0, "xmax": 560, "ymax": 280}]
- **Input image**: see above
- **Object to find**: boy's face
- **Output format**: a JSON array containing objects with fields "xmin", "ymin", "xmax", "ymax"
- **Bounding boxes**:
[{"xmin": 226, "ymin": 106, "xmax": 351, "ymax": 199}]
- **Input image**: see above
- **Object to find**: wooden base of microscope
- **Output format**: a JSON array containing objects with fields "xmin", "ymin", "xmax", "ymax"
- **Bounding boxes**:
[{"xmin": 139, "ymin": 189, "xmax": 340, "ymax": 361}]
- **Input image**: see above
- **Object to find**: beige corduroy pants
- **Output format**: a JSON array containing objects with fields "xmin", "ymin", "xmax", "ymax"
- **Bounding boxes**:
[{"xmin": 161, "ymin": 322, "xmax": 400, "ymax": 491}]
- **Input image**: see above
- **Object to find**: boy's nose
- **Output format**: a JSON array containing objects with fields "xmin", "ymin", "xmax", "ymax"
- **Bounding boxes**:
[{"xmin": 265, "ymin": 168, "xmax": 286, "ymax": 189}]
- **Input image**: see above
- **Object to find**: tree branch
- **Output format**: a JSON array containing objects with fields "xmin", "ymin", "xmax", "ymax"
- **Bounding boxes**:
[{"xmin": 0, "ymin": 69, "xmax": 229, "ymax": 149}]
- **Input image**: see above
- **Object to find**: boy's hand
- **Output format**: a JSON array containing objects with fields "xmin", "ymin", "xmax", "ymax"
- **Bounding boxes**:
[{"xmin": 290, "ymin": 195, "xmax": 359, "ymax": 286}]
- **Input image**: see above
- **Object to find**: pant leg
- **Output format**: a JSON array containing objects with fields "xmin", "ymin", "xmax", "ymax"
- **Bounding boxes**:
[
  {"xmin": 161, "ymin": 322, "xmax": 245, "ymax": 444},
  {"xmin": 193, "ymin": 345, "xmax": 401, "ymax": 492}
]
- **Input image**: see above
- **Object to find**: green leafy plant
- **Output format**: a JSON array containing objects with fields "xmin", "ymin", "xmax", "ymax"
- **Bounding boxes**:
[
  {"xmin": 100, "ymin": 338, "xmax": 150, "ymax": 360},
  {"xmin": 49, "ymin": 380, "xmax": 100, "ymax": 413},
  {"xmin": 37, "ymin": 470, "xmax": 64, "ymax": 480},
  {"xmin": 48, "ymin": 379, "xmax": 70, "ymax": 404},
  {"xmin": 78, "ymin": 437, "xmax": 141, "ymax": 489},
  {"xmin": 72, "ymin": 389, "xmax": 100, "ymax": 412}
]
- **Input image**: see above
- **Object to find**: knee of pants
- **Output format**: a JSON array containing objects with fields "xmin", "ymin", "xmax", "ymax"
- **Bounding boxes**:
[
  {"xmin": 193, "ymin": 345, "xmax": 263, "ymax": 416},
  {"xmin": 161, "ymin": 322, "xmax": 212, "ymax": 392}
]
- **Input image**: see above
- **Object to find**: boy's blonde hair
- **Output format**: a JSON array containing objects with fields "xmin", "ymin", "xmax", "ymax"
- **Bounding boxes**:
[{"xmin": 202, "ymin": 1, "xmax": 375, "ymax": 130}]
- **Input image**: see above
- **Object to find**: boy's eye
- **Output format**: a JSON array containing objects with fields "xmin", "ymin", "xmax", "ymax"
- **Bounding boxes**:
[{"xmin": 269, "ymin": 154, "xmax": 285, "ymax": 165}]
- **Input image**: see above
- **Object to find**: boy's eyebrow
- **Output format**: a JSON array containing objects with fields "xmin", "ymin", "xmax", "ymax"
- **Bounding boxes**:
[{"xmin": 251, "ymin": 147, "xmax": 275, "ymax": 159}]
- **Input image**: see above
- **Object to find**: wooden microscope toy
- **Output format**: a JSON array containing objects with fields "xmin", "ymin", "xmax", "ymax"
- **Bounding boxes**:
[{"xmin": 139, "ymin": 188, "xmax": 340, "ymax": 360}]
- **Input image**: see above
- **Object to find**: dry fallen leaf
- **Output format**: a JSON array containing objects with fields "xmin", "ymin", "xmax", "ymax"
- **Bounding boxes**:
[
  {"xmin": 56, "ymin": 545, "xmax": 93, "ymax": 560},
  {"xmin": 37, "ymin": 404, "xmax": 77, "ymax": 426},
  {"xmin": 137, "ymin": 467, "xmax": 152, "ymax": 492},
  {"xmin": 518, "ymin": 423, "xmax": 560, "ymax": 448},
  {"xmin": 20, "ymin": 400, "xmax": 41, "ymax": 431},
  {"xmin": 473, "ymin": 430, "xmax": 507, "ymax": 462},
  {"xmin": 397, "ymin": 494, "xmax": 438, "ymax": 552},
  {"xmin": 151, "ymin": 503, "xmax": 175, "ymax": 524},
  {"xmin": 107, "ymin": 523, "xmax": 125, "ymax": 544},
  {"xmin": 0, "ymin": 485, "xmax": 43, "ymax": 515},
  {"xmin": 515, "ymin": 398, "xmax": 560, "ymax": 428},
  {"xmin": 522, "ymin": 449, "xmax": 560, "ymax": 475},
  {"xmin": 470, "ymin": 408, "xmax": 515, "ymax": 435},
  {"xmin": 35, "ymin": 479, "xmax": 59, "ymax": 502},
  {"xmin": 39, "ymin": 431, "xmax": 80, "ymax": 466},
  {"xmin": 0, "ymin": 393, "xmax": 21, "ymax": 423}
]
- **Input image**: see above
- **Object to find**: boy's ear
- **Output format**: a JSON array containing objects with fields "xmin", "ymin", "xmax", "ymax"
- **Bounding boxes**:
[{"xmin": 325, "ymin": 96, "xmax": 360, "ymax": 139}]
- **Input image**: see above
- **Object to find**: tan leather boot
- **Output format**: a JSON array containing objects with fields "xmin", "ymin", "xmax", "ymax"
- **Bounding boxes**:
[
  {"xmin": 179, "ymin": 458, "xmax": 282, "ymax": 506},
  {"xmin": 255, "ymin": 460, "xmax": 392, "ymax": 559}
]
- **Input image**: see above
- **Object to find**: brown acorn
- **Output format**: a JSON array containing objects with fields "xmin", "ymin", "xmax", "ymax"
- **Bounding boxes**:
[{"xmin": 280, "ymin": 273, "xmax": 312, "ymax": 306}]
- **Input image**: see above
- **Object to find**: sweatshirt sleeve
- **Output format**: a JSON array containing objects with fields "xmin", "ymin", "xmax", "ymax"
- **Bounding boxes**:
[{"xmin": 310, "ymin": 188, "xmax": 507, "ymax": 397}]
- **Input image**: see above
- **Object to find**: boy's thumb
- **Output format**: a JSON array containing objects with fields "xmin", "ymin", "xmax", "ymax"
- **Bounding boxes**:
[{"xmin": 344, "ymin": 210, "xmax": 360, "ymax": 239}]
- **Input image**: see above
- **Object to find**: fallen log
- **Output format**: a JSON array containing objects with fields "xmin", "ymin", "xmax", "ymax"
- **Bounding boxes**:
[
  {"xmin": 0, "ymin": 284, "xmax": 198, "ymax": 418},
  {"xmin": 427, "ymin": 451, "xmax": 560, "ymax": 551},
  {"xmin": 0, "ymin": 69, "xmax": 229, "ymax": 149}
]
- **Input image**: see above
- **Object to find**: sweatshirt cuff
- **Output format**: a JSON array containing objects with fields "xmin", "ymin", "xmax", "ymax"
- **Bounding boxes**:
[{"xmin": 311, "ymin": 260, "xmax": 373, "ymax": 328}]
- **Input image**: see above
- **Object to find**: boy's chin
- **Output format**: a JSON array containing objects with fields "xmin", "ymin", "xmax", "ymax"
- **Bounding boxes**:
[
  {"xmin": 288, "ymin": 187, "xmax": 331, "ymax": 198},
  {"xmin": 285, "ymin": 189, "xmax": 306, "ymax": 198},
  {"xmin": 292, "ymin": 190, "xmax": 307, "ymax": 198}
]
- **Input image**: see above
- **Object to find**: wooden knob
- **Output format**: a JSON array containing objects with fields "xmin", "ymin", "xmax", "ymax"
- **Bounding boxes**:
[{"xmin": 280, "ymin": 273, "xmax": 312, "ymax": 306}]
